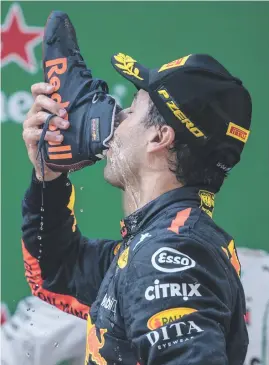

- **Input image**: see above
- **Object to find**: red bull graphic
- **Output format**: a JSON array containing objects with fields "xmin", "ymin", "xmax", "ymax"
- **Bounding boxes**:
[
  {"xmin": 222, "ymin": 240, "xmax": 241, "ymax": 277},
  {"xmin": 85, "ymin": 315, "xmax": 107, "ymax": 365}
]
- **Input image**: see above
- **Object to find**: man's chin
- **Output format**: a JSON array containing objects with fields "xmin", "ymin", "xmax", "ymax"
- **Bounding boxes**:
[{"xmin": 103, "ymin": 165, "xmax": 124, "ymax": 190}]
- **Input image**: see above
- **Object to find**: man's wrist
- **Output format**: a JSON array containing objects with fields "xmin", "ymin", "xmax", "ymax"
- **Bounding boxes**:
[
  {"xmin": 25, "ymin": 169, "xmax": 72, "ymax": 213},
  {"xmin": 34, "ymin": 168, "xmax": 62, "ymax": 182}
]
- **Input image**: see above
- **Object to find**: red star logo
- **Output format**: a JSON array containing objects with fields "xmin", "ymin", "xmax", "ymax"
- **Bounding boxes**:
[{"xmin": 1, "ymin": 3, "xmax": 43, "ymax": 73}]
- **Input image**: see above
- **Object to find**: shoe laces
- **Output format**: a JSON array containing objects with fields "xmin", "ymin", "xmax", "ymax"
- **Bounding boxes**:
[{"xmin": 36, "ymin": 113, "xmax": 57, "ymax": 197}]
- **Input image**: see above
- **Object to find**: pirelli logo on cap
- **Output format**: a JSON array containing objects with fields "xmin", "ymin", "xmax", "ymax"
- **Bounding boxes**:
[
  {"xmin": 226, "ymin": 122, "xmax": 250, "ymax": 143},
  {"xmin": 158, "ymin": 55, "xmax": 191, "ymax": 73}
]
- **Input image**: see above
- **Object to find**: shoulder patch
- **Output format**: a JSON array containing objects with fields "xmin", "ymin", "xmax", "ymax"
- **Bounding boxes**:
[
  {"xmin": 168, "ymin": 208, "xmax": 192, "ymax": 234},
  {"xmin": 198, "ymin": 190, "xmax": 215, "ymax": 218}
]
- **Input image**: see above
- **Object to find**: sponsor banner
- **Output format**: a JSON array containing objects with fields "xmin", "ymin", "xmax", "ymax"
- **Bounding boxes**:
[
  {"xmin": 151, "ymin": 247, "xmax": 195, "ymax": 273},
  {"xmin": 145, "ymin": 280, "xmax": 201, "ymax": 301},
  {"xmin": 1, "ymin": 91, "xmax": 34, "ymax": 123},
  {"xmin": 1, "ymin": 3, "xmax": 43, "ymax": 74}
]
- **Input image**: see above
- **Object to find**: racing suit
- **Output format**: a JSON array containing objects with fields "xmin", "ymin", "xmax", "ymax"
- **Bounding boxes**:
[{"xmin": 21, "ymin": 172, "xmax": 248, "ymax": 365}]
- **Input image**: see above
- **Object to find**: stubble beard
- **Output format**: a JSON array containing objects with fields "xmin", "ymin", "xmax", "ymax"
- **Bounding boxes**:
[{"xmin": 103, "ymin": 136, "xmax": 141, "ymax": 213}]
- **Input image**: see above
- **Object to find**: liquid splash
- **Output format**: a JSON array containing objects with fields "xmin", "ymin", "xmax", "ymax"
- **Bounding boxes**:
[{"xmin": 108, "ymin": 136, "xmax": 140, "ymax": 214}]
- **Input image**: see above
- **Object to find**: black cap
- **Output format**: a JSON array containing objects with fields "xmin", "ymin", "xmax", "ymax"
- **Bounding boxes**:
[{"xmin": 111, "ymin": 53, "xmax": 252, "ymax": 172}]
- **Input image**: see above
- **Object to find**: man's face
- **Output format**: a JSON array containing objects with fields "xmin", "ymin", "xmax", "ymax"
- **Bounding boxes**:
[{"xmin": 104, "ymin": 89, "xmax": 151, "ymax": 189}]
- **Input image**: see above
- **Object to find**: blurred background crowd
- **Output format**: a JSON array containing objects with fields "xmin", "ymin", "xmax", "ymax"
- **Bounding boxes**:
[{"xmin": 1, "ymin": 2, "xmax": 268, "ymax": 365}]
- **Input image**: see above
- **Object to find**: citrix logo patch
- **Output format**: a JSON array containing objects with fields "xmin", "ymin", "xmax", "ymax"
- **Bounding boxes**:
[{"xmin": 145, "ymin": 280, "xmax": 201, "ymax": 301}]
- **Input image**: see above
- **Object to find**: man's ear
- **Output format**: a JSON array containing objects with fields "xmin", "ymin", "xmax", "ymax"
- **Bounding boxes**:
[{"xmin": 147, "ymin": 125, "xmax": 175, "ymax": 153}]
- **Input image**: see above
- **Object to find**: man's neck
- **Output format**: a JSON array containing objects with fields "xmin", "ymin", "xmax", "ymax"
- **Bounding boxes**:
[{"xmin": 122, "ymin": 172, "xmax": 182, "ymax": 216}]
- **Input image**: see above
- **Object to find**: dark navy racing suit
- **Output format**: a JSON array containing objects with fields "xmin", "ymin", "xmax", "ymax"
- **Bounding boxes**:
[{"xmin": 22, "ymin": 172, "xmax": 248, "ymax": 364}]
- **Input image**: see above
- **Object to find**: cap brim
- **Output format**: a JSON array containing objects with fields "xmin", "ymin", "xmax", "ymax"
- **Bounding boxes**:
[{"xmin": 111, "ymin": 53, "xmax": 150, "ymax": 90}]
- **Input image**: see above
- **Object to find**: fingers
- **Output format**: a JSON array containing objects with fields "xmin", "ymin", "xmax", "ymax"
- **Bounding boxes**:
[
  {"xmin": 23, "ymin": 127, "xmax": 64, "ymax": 145},
  {"xmin": 24, "ymin": 111, "xmax": 69, "ymax": 129},
  {"xmin": 23, "ymin": 108, "xmax": 69, "ymax": 149},
  {"xmin": 28, "ymin": 94, "xmax": 67, "ymax": 118},
  {"xmin": 27, "ymin": 82, "xmax": 67, "ymax": 122},
  {"xmin": 23, "ymin": 82, "xmax": 68, "ymax": 175},
  {"xmin": 31, "ymin": 82, "xmax": 54, "ymax": 99}
]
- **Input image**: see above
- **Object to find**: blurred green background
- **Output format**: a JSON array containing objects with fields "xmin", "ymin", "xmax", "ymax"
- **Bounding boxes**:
[{"xmin": 1, "ymin": 1, "xmax": 269, "ymax": 314}]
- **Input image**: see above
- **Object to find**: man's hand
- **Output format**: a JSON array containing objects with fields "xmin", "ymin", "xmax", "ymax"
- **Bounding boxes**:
[{"xmin": 22, "ymin": 82, "xmax": 70, "ymax": 181}]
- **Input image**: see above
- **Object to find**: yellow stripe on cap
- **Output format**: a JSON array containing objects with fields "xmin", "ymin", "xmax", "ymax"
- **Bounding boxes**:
[{"xmin": 226, "ymin": 122, "xmax": 250, "ymax": 143}]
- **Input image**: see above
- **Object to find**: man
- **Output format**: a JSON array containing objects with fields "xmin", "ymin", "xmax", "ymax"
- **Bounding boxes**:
[{"xmin": 22, "ymin": 52, "xmax": 251, "ymax": 364}]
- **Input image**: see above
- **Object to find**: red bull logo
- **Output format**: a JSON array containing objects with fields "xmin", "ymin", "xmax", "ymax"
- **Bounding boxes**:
[
  {"xmin": 85, "ymin": 316, "xmax": 107, "ymax": 365},
  {"xmin": 222, "ymin": 240, "xmax": 241, "ymax": 277}
]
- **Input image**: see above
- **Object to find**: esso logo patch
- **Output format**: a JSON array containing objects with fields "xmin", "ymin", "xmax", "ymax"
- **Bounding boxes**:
[{"xmin": 152, "ymin": 247, "xmax": 196, "ymax": 273}]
